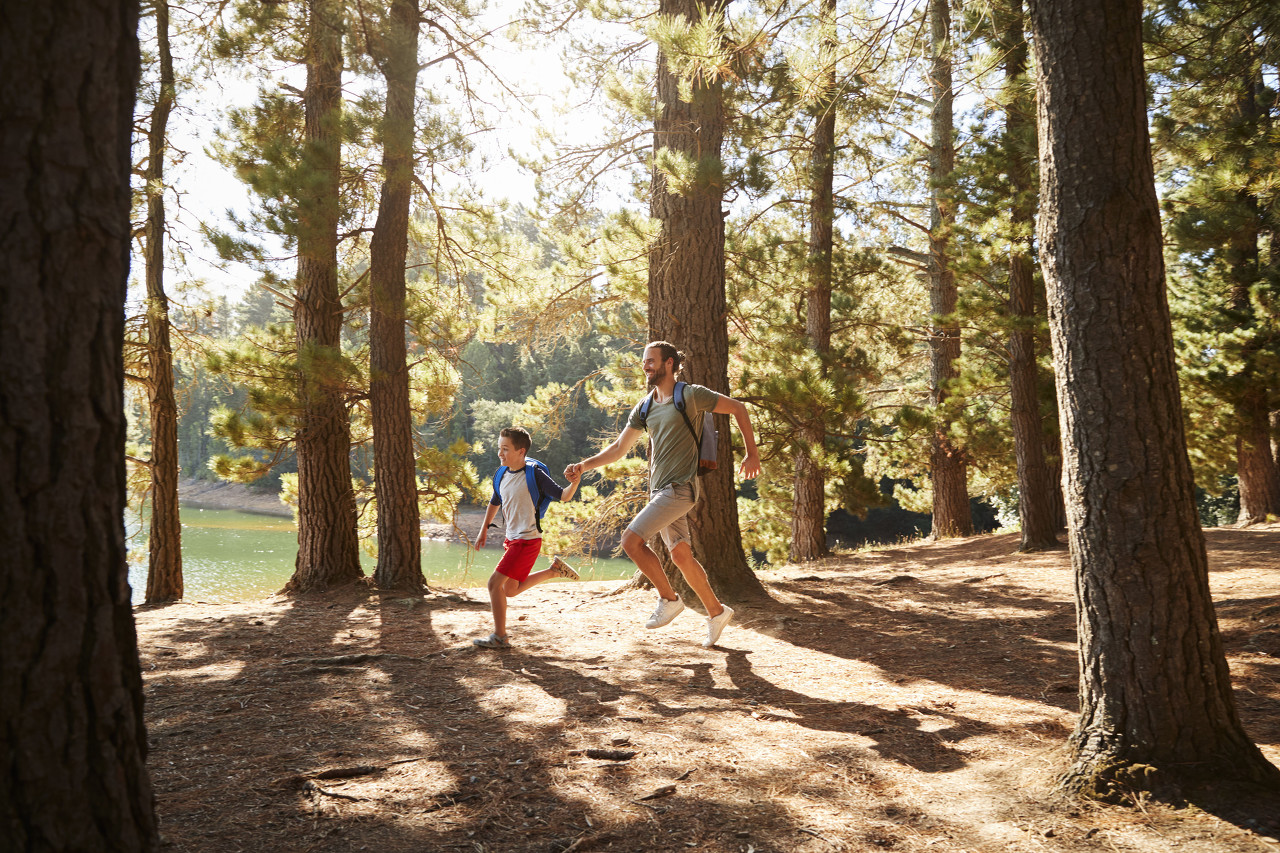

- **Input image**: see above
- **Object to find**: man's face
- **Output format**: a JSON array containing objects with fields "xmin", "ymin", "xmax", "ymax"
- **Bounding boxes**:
[{"xmin": 642, "ymin": 347, "xmax": 670, "ymax": 387}]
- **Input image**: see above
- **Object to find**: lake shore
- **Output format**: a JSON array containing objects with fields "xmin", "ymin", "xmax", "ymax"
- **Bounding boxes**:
[{"xmin": 177, "ymin": 477, "xmax": 491, "ymax": 543}]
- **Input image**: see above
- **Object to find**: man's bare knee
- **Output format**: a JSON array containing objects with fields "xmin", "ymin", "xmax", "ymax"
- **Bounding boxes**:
[
  {"xmin": 621, "ymin": 529, "xmax": 646, "ymax": 557},
  {"xmin": 669, "ymin": 542, "xmax": 696, "ymax": 566}
]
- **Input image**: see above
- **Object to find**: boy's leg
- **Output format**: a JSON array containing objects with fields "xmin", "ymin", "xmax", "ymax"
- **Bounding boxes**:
[
  {"xmin": 486, "ymin": 570, "xmax": 519, "ymax": 638},
  {"xmin": 510, "ymin": 556, "xmax": 579, "ymax": 596}
]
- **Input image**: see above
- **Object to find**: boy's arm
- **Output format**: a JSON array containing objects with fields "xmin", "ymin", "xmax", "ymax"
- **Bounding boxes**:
[
  {"xmin": 711, "ymin": 394, "xmax": 762, "ymax": 479},
  {"xmin": 560, "ymin": 466, "xmax": 582, "ymax": 502},
  {"xmin": 475, "ymin": 501, "xmax": 500, "ymax": 548}
]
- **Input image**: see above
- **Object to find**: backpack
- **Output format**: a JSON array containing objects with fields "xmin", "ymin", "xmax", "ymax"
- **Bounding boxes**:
[
  {"xmin": 492, "ymin": 457, "xmax": 554, "ymax": 532},
  {"xmin": 637, "ymin": 381, "xmax": 718, "ymax": 476}
]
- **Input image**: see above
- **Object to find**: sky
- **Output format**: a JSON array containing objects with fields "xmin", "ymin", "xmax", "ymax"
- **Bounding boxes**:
[{"xmin": 144, "ymin": 0, "xmax": 616, "ymax": 302}]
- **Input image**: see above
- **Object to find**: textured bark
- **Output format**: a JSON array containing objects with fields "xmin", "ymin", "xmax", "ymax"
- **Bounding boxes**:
[
  {"xmin": 143, "ymin": 0, "xmax": 183, "ymax": 603},
  {"xmin": 999, "ymin": 0, "xmax": 1058, "ymax": 552},
  {"xmin": 790, "ymin": 0, "xmax": 837, "ymax": 563},
  {"xmin": 927, "ymin": 0, "xmax": 972, "ymax": 538},
  {"xmin": 289, "ymin": 0, "xmax": 362, "ymax": 593},
  {"xmin": 0, "ymin": 0, "xmax": 159, "ymax": 847},
  {"xmin": 1030, "ymin": 0, "xmax": 1280, "ymax": 796},
  {"xmin": 649, "ymin": 0, "xmax": 764, "ymax": 600},
  {"xmin": 1236, "ymin": 390, "xmax": 1280, "ymax": 524},
  {"xmin": 370, "ymin": 0, "xmax": 425, "ymax": 592}
]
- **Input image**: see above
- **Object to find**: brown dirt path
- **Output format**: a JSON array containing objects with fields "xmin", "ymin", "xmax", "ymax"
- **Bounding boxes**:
[{"xmin": 134, "ymin": 527, "xmax": 1280, "ymax": 852}]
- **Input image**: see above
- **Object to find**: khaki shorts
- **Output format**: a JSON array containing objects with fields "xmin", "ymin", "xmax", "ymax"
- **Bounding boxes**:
[{"xmin": 627, "ymin": 482, "xmax": 696, "ymax": 550}]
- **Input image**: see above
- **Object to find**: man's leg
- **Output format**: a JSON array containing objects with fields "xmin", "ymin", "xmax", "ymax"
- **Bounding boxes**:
[
  {"xmin": 621, "ymin": 529, "xmax": 680, "ymax": 601},
  {"xmin": 668, "ymin": 542, "xmax": 726, "ymax": 618}
]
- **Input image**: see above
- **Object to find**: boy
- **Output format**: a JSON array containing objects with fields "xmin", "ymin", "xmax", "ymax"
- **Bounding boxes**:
[{"xmin": 472, "ymin": 426, "xmax": 581, "ymax": 648}]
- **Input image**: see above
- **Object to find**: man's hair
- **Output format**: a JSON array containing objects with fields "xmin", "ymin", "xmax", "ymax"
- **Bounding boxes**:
[
  {"xmin": 647, "ymin": 340, "xmax": 684, "ymax": 374},
  {"xmin": 500, "ymin": 426, "xmax": 532, "ymax": 452}
]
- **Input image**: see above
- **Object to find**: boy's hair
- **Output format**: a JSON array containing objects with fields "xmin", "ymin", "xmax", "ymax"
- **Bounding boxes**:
[
  {"xmin": 500, "ymin": 426, "xmax": 532, "ymax": 452},
  {"xmin": 647, "ymin": 340, "xmax": 684, "ymax": 374}
]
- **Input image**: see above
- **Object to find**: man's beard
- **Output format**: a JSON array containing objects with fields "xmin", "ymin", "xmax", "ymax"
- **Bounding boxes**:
[{"xmin": 646, "ymin": 365, "xmax": 666, "ymax": 387}]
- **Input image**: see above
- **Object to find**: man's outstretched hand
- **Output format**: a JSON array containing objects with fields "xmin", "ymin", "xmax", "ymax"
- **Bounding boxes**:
[{"xmin": 739, "ymin": 451, "xmax": 761, "ymax": 480}]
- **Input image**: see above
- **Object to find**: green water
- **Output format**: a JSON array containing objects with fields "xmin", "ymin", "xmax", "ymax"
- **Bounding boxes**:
[{"xmin": 125, "ymin": 506, "xmax": 635, "ymax": 604}]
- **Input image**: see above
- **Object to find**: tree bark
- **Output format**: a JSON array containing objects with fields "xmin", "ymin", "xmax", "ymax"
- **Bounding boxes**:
[
  {"xmin": 370, "ymin": 0, "xmax": 425, "ymax": 591},
  {"xmin": 289, "ymin": 0, "xmax": 363, "ymax": 593},
  {"xmin": 1236, "ymin": 389, "xmax": 1280, "ymax": 524},
  {"xmin": 1029, "ymin": 0, "xmax": 1280, "ymax": 797},
  {"xmin": 927, "ymin": 0, "xmax": 972, "ymax": 538},
  {"xmin": 648, "ymin": 0, "xmax": 765, "ymax": 600},
  {"xmin": 0, "ymin": 0, "xmax": 159, "ymax": 847},
  {"xmin": 999, "ymin": 0, "xmax": 1058, "ymax": 552},
  {"xmin": 790, "ymin": 0, "xmax": 837, "ymax": 563},
  {"xmin": 143, "ymin": 0, "xmax": 184, "ymax": 603}
]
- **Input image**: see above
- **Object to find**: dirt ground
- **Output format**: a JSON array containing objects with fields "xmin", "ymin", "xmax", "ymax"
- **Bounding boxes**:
[{"xmin": 134, "ymin": 526, "xmax": 1280, "ymax": 853}]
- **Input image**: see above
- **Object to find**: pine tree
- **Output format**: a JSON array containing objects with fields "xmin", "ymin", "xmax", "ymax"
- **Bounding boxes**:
[
  {"xmin": 139, "ymin": 0, "xmax": 184, "ymax": 602},
  {"xmin": 1030, "ymin": 0, "xmax": 1280, "ymax": 798},
  {"xmin": 1, "ymin": 0, "xmax": 159, "ymax": 844},
  {"xmin": 365, "ymin": 0, "xmax": 425, "ymax": 592},
  {"xmin": 647, "ymin": 0, "xmax": 765, "ymax": 598},
  {"xmin": 1152, "ymin": 0, "xmax": 1280, "ymax": 525},
  {"xmin": 926, "ymin": 0, "xmax": 972, "ymax": 538}
]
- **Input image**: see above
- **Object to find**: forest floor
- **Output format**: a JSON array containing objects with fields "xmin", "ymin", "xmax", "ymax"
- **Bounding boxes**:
[{"xmin": 134, "ymin": 526, "xmax": 1280, "ymax": 853}]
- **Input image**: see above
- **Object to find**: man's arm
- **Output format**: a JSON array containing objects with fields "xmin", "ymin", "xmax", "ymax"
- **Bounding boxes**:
[
  {"xmin": 566, "ymin": 426, "xmax": 643, "ymax": 480},
  {"xmin": 712, "ymin": 394, "xmax": 762, "ymax": 479}
]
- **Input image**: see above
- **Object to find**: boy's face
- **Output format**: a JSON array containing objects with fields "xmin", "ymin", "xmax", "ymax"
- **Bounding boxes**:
[{"xmin": 497, "ymin": 436, "xmax": 525, "ymax": 468}]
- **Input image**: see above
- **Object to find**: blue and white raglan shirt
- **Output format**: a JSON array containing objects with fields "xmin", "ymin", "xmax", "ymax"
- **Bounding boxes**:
[{"xmin": 489, "ymin": 465, "xmax": 567, "ymax": 541}]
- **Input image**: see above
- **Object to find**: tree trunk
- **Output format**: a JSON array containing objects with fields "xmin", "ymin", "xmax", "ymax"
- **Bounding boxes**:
[
  {"xmin": 790, "ymin": 0, "xmax": 837, "ymax": 563},
  {"xmin": 927, "ymin": 0, "xmax": 972, "ymax": 538},
  {"xmin": 648, "ymin": 0, "xmax": 764, "ymax": 601},
  {"xmin": 143, "ymin": 0, "xmax": 183, "ymax": 603},
  {"xmin": 999, "ymin": 0, "xmax": 1058, "ymax": 552},
  {"xmin": 0, "ymin": 0, "xmax": 159, "ymax": 847},
  {"xmin": 289, "ymin": 0, "xmax": 362, "ymax": 593},
  {"xmin": 370, "ymin": 0, "xmax": 425, "ymax": 592},
  {"xmin": 1029, "ymin": 0, "xmax": 1280, "ymax": 797},
  {"xmin": 1227, "ymin": 71, "xmax": 1280, "ymax": 525},
  {"xmin": 1236, "ymin": 390, "xmax": 1280, "ymax": 524}
]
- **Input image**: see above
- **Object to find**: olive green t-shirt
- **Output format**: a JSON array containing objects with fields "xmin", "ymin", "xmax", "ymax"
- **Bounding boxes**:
[{"xmin": 626, "ymin": 383, "xmax": 720, "ymax": 493}]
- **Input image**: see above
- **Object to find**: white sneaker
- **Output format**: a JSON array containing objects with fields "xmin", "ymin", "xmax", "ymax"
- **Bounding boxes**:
[
  {"xmin": 703, "ymin": 605, "xmax": 734, "ymax": 648},
  {"xmin": 645, "ymin": 595, "xmax": 685, "ymax": 629},
  {"xmin": 549, "ymin": 555, "xmax": 579, "ymax": 580}
]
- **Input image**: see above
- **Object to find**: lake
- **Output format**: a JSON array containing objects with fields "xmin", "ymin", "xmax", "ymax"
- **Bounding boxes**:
[{"xmin": 125, "ymin": 507, "xmax": 636, "ymax": 604}]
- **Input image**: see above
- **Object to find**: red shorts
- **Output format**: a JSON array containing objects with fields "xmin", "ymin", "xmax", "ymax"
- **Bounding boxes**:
[{"xmin": 495, "ymin": 537, "xmax": 543, "ymax": 582}]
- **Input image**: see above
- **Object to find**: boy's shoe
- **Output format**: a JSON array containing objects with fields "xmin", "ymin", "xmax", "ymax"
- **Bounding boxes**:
[
  {"xmin": 645, "ymin": 595, "xmax": 685, "ymax": 629},
  {"xmin": 549, "ymin": 555, "xmax": 580, "ymax": 581},
  {"xmin": 702, "ymin": 605, "xmax": 734, "ymax": 648},
  {"xmin": 472, "ymin": 633, "xmax": 510, "ymax": 649}
]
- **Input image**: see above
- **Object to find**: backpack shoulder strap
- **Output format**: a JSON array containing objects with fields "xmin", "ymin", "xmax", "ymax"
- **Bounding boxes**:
[
  {"xmin": 492, "ymin": 465, "xmax": 508, "ymax": 501},
  {"xmin": 671, "ymin": 382, "xmax": 700, "ymax": 446},
  {"xmin": 637, "ymin": 390, "xmax": 657, "ymax": 429}
]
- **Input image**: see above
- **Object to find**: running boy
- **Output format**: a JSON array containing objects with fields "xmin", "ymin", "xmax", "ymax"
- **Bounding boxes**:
[{"xmin": 472, "ymin": 426, "xmax": 581, "ymax": 648}]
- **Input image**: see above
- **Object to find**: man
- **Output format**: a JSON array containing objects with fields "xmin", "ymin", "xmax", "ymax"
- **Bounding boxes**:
[{"xmin": 566, "ymin": 341, "xmax": 761, "ymax": 647}]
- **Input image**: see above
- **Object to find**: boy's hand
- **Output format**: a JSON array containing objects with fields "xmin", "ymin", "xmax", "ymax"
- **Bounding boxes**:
[
  {"xmin": 564, "ymin": 462, "xmax": 583, "ymax": 480},
  {"xmin": 739, "ymin": 450, "xmax": 762, "ymax": 480},
  {"xmin": 474, "ymin": 528, "xmax": 487, "ymax": 548}
]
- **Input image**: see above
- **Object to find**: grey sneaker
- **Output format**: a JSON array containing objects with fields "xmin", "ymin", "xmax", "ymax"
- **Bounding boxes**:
[
  {"xmin": 645, "ymin": 595, "xmax": 685, "ymax": 629},
  {"xmin": 472, "ymin": 633, "xmax": 510, "ymax": 649},
  {"xmin": 549, "ymin": 555, "xmax": 580, "ymax": 580},
  {"xmin": 703, "ymin": 605, "xmax": 734, "ymax": 648}
]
